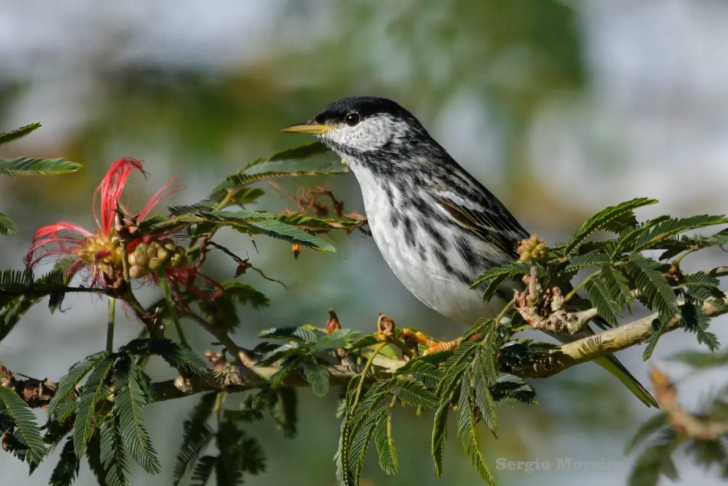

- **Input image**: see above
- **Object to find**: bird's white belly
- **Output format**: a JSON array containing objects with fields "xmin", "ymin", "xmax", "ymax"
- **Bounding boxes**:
[
  {"xmin": 370, "ymin": 217, "xmax": 494, "ymax": 324},
  {"xmin": 354, "ymin": 169, "xmax": 504, "ymax": 325}
]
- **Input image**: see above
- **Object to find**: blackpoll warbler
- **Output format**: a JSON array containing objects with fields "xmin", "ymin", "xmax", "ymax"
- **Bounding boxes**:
[{"xmin": 283, "ymin": 96, "xmax": 657, "ymax": 407}]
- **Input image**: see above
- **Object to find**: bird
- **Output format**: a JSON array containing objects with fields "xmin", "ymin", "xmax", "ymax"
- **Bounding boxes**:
[{"xmin": 282, "ymin": 96, "xmax": 657, "ymax": 407}]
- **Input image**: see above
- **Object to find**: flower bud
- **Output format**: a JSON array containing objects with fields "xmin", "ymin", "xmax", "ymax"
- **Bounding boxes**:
[
  {"xmin": 517, "ymin": 234, "xmax": 548, "ymax": 263},
  {"xmin": 156, "ymin": 247, "xmax": 170, "ymax": 261},
  {"xmin": 145, "ymin": 242, "xmax": 159, "ymax": 259},
  {"xmin": 130, "ymin": 249, "xmax": 148, "ymax": 267},
  {"xmin": 326, "ymin": 308, "xmax": 341, "ymax": 334},
  {"xmin": 129, "ymin": 265, "xmax": 144, "ymax": 278},
  {"xmin": 148, "ymin": 257, "xmax": 163, "ymax": 271},
  {"xmin": 170, "ymin": 253, "xmax": 186, "ymax": 268},
  {"xmin": 135, "ymin": 242, "xmax": 149, "ymax": 257}
]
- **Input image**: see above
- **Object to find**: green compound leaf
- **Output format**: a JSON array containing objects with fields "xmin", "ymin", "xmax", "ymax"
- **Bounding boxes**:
[
  {"xmin": 374, "ymin": 407, "xmax": 398, "ymax": 475},
  {"xmin": 0, "ymin": 123, "xmax": 41, "ymax": 146},
  {"xmin": 0, "ymin": 386, "xmax": 46, "ymax": 465},
  {"xmin": 0, "ymin": 210, "xmax": 18, "ymax": 236},
  {"xmin": 73, "ymin": 355, "xmax": 114, "ymax": 457},
  {"xmin": 566, "ymin": 197, "xmax": 658, "ymax": 253},
  {"xmin": 174, "ymin": 393, "xmax": 217, "ymax": 485},
  {"xmin": 208, "ymin": 141, "xmax": 346, "ymax": 203},
  {"xmin": 0, "ymin": 157, "xmax": 81, "ymax": 177},
  {"xmin": 302, "ymin": 360, "xmax": 330, "ymax": 397},
  {"xmin": 48, "ymin": 352, "xmax": 106, "ymax": 418},
  {"xmin": 456, "ymin": 375, "xmax": 494, "ymax": 484},
  {"xmin": 112, "ymin": 356, "xmax": 160, "ymax": 474}
]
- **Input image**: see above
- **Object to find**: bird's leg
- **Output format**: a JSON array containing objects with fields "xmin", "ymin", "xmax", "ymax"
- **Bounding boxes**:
[{"xmin": 400, "ymin": 329, "xmax": 461, "ymax": 356}]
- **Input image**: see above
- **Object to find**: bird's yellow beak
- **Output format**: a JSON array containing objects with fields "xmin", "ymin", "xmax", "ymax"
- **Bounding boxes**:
[{"xmin": 281, "ymin": 120, "xmax": 335, "ymax": 135}]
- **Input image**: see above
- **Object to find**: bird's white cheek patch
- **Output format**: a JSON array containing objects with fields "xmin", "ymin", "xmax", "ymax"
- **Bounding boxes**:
[{"xmin": 325, "ymin": 116, "xmax": 410, "ymax": 152}]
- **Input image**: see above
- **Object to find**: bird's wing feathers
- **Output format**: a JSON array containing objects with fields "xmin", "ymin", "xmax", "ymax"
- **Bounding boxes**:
[{"xmin": 433, "ymin": 189, "xmax": 528, "ymax": 259}]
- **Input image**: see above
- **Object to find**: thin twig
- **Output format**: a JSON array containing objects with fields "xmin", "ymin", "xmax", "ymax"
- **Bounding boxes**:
[
  {"xmin": 106, "ymin": 297, "xmax": 116, "ymax": 353},
  {"xmin": 181, "ymin": 311, "xmax": 258, "ymax": 368},
  {"xmin": 160, "ymin": 274, "xmax": 188, "ymax": 347}
]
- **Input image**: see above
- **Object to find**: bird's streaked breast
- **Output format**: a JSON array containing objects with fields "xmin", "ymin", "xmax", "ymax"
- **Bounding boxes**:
[{"xmin": 345, "ymin": 155, "xmax": 510, "ymax": 324}]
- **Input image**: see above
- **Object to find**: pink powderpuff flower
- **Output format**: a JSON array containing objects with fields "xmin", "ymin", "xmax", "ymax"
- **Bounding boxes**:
[{"xmin": 25, "ymin": 158, "xmax": 179, "ymax": 288}]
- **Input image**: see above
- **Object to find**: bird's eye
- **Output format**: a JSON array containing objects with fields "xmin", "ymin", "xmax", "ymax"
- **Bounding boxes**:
[{"xmin": 344, "ymin": 113, "xmax": 360, "ymax": 127}]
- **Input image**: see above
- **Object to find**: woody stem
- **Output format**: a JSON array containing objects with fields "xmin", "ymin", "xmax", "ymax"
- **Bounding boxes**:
[
  {"xmin": 106, "ymin": 297, "xmax": 116, "ymax": 353},
  {"xmin": 160, "ymin": 275, "xmax": 189, "ymax": 348}
]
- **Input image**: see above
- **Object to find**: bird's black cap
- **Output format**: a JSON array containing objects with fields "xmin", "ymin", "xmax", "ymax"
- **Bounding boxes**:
[{"xmin": 313, "ymin": 96, "xmax": 416, "ymax": 124}]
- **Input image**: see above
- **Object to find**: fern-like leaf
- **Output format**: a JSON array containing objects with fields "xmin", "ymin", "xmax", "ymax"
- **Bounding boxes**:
[
  {"xmin": 431, "ymin": 399, "xmax": 450, "ymax": 478},
  {"xmin": 48, "ymin": 352, "xmax": 106, "ymax": 418},
  {"xmin": 471, "ymin": 262, "xmax": 531, "ymax": 295},
  {"xmin": 208, "ymin": 142, "xmax": 346, "ymax": 202},
  {"xmin": 347, "ymin": 406, "xmax": 383, "ymax": 485},
  {"xmin": 268, "ymin": 388, "xmax": 298, "ymax": 438},
  {"xmin": 436, "ymin": 342, "xmax": 477, "ymax": 400},
  {"xmin": 684, "ymin": 272, "xmax": 723, "ymax": 302},
  {"xmin": 374, "ymin": 407, "xmax": 398, "ymax": 475},
  {"xmin": 456, "ymin": 376, "xmax": 494, "ymax": 484},
  {"xmin": 390, "ymin": 379, "xmax": 437, "ymax": 408},
  {"xmin": 49, "ymin": 436, "xmax": 80, "ymax": 486},
  {"xmin": 191, "ymin": 455, "xmax": 217, "ymax": 486},
  {"xmin": 585, "ymin": 276, "xmax": 621, "ymax": 327},
  {"xmin": 112, "ymin": 356, "xmax": 160, "ymax": 474},
  {"xmin": 259, "ymin": 326, "xmax": 317, "ymax": 343},
  {"xmin": 248, "ymin": 218, "xmax": 336, "ymax": 252},
  {"xmin": 625, "ymin": 254, "xmax": 679, "ymax": 317},
  {"xmin": 99, "ymin": 417, "xmax": 129, "ymax": 486},
  {"xmin": 73, "ymin": 356, "xmax": 114, "ymax": 457},
  {"xmin": 632, "ymin": 215, "xmax": 728, "ymax": 253},
  {"xmin": 628, "ymin": 439, "xmax": 678, "ymax": 486},
  {"xmin": 302, "ymin": 360, "xmax": 330, "ymax": 398},
  {"xmin": 0, "ymin": 157, "xmax": 80, "ymax": 177},
  {"xmin": 600, "ymin": 265, "xmax": 634, "ymax": 313},
  {"xmin": 0, "ymin": 123, "xmax": 41, "ymax": 145},
  {"xmin": 679, "ymin": 301, "xmax": 719, "ymax": 351},
  {"xmin": 174, "ymin": 393, "xmax": 217, "ymax": 485},
  {"xmin": 625, "ymin": 413, "xmax": 668, "ymax": 453},
  {"xmin": 563, "ymin": 253, "xmax": 611, "ymax": 272},
  {"xmin": 474, "ymin": 351, "xmax": 498, "ymax": 433},
  {"xmin": 123, "ymin": 338, "xmax": 207, "ymax": 376},
  {"xmin": 566, "ymin": 198, "xmax": 658, "ymax": 253},
  {"xmin": 0, "ymin": 386, "xmax": 46, "ymax": 464},
  {"xmin": 642, "ymin": 316, "xmax": 670, "ymax": 361},
  {"xmin": 0, "ymin": 210, "xmax": 18, "ymax": 236}
]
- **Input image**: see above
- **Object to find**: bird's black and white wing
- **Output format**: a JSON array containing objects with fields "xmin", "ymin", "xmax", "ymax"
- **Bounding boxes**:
[{"xmin": 432, "ymin": 185, "xmax": 529, "ymax": 260}]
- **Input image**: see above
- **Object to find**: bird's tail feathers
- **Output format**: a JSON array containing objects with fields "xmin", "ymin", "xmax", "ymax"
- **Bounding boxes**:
[
  {"xmin": 593, "ymin": 355, "xmax": 658, "ymax": 408},
  {"xmin": 553, "ymin": 326, "xmax": 658, "ymax": 408}
]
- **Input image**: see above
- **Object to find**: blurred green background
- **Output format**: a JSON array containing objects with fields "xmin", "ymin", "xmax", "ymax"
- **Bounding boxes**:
[{"xmin": 1, "ymin": 1, "xmax": 727, "ymax": 484}]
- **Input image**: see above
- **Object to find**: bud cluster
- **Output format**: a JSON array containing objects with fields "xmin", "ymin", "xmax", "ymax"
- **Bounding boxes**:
[
  {"xmin": 128, "ymin": 238, "xmax": 188, "ymax": 278},
  {"xmin": 517, "ymin": 234, "xmax": 548, "ymax": 263}
]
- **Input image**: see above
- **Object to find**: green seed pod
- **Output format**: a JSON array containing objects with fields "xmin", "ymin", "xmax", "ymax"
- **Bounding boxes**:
[
  {"xmin": 164, "ymin": 239, "xmax": 176, "ymax": 252},
  {"xmin": 134, "ymin": 251, "xmax": 149, "ymax": 267},
  {"xmin": 148, "ymin": 257, "xmax": 163, "ymax": 271},
  {"xmin": 170, "ymin": 253, "xmax": 185, "ymax": 268},
  {"xmin": 135, "ymin": 242, "xmax": 149, "ymax": 257},
  {"xmin": 129, "ymin": 265, "xmax": 144, "ymax": 278},
  {"xmin": 145, "ymin": 243, "xmax": 159, "ymax": 259},
  {"xmin": 157, "ymin": 247, "xmax": 170, "ymax": 261}
]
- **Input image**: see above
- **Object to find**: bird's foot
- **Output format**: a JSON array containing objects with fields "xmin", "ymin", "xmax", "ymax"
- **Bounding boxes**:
[{"xmin": 401, "ymin": 329, "xmax": 461, "ymax": 356}]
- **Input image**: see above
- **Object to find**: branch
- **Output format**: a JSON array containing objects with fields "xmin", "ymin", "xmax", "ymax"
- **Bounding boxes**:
[
  {"xmin": 511, "ymin": 292, "xmax": 728, "ymax": 379},
  {"xmin": 650, "ymin": 365, "xmax": 728, "ymax": 440},
  {"xmin": 2, "ymin": 282, "xmax": 727, "ymax": 408}
]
